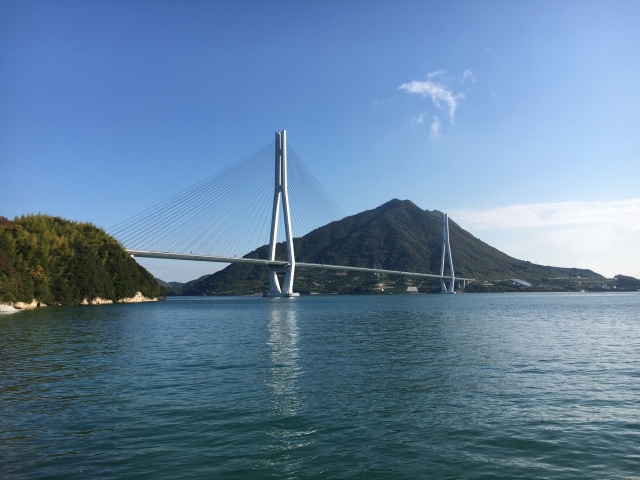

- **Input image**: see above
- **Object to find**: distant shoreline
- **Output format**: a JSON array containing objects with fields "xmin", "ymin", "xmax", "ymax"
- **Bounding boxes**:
[
  {"xmin": 164, "ymin": 290, "xmax": 640, "ymax": 298},
  {"xmin": 4, "ymin": 290, "xmax": 637, "ymax": 313}
]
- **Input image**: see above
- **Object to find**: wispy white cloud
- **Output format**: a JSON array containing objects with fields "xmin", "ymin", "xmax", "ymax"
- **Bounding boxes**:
[
  {"xmin": 414, "ymin": 112, "xmax": 425, "ymax": 124},
  {"xmin": 399, "ymin": 76, "xmax": 465, "ymax": 122},
  {"xmin": 430, "ymin": 116, "xmax": 441, "ymax": 139},
  {"xmin": 461, "ymin": 69, "xmax": 476, "ymax": 83},
  {"xmin": 372, "ymin": 97, "xmax": 394, "ymax": 106},
  {"xmin": 453, "ymin": 199, "xmax": 640, "ymax": 229},
  {"xmin": 450, "ymin": 199, "xmax": 640, "ymax": 277},
  {"xmin": 452, "ymin": 199, "xmax": 640, "ymax": 252}
]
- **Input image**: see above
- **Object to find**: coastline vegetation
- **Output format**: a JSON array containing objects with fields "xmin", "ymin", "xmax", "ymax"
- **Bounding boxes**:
[{"xmin": 0, "ymin": 215, "xmax": 159, "ymax": 305}]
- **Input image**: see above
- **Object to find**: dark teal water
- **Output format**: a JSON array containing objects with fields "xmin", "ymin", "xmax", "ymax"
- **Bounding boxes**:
[{"xmin": 1, "ymin": 293, "xmax": 640, "ymax": 479}]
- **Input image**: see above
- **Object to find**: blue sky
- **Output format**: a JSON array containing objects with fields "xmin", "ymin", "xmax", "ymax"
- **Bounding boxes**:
[{"xmin": 1, "ymin": 0, "xmax": 639, "ymax": 281}]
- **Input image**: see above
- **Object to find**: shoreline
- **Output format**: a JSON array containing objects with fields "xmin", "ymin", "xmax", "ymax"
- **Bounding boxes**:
[
  {"xmin": 166, "ymin": 290, "xmax": 640, "ymax": 298},
  {"xmin": 0, "ymin": 292, "xmax": 157, "ymax": 314}
]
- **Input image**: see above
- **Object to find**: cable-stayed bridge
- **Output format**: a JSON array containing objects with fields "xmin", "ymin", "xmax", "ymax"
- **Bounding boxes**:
[{"xmin": 111, "ymin": 130, "xmax": 473, "ymax": 296}]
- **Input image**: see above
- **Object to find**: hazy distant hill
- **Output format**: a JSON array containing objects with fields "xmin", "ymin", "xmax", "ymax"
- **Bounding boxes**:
[
  {"xmin": 155, "ymin": 278, "xmax": 185, "ymax": 289},
  {"xmin": 172, "ymin": 199, "xmax": 602, "ymax": 295}
]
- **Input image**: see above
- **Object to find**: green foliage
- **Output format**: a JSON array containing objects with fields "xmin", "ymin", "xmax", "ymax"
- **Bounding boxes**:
[
  {"xmin": 614, "ymin": 275, "xmax": 640, "ymax": 290},
  {"xmin": 0, "ymin": 214, "xmax": 159, "ymax": 304},
  {"xmin": 173, "ymin": 199, "xmax": 604, "ymax": 296}
]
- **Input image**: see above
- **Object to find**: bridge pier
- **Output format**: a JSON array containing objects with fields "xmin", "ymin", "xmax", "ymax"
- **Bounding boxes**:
[{"xmin": 266, "ymin": 130, "xmax": 299, "ymax": 297}]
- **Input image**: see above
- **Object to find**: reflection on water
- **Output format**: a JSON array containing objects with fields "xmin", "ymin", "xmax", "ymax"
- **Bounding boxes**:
[
  {"xmin": 264, "ymin": 302, "xmax": 314, "ymax": 476},
  {"xmin": 266, "ymin": 303, "xmax": 302, "ymax": 416}
]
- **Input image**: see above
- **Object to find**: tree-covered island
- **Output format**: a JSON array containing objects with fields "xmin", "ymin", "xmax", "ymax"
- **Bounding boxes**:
[{"xmin": 0, "ymin": 215, "xmax": 160, "ymax": 308}]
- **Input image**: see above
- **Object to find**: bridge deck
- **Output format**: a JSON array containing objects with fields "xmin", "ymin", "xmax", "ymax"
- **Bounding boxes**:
[
  {"xmin": 127, "ymin": 250, "xmax": 474, "ymax": 282},
  {"xmin": 297, "ymin": 262, "xmax": 473, "ymax": 281},
  {"xmin": 126, "ymin": 249, "xmax": 289, "ymax": 267}
]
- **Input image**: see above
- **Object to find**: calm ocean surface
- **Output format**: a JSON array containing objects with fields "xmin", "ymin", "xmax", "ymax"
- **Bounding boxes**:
[{"xmin": 1, "ymin": 293, "xmax": 640, "ymax": 479}]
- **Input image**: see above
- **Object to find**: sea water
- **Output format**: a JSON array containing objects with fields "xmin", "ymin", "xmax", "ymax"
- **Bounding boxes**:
[{"xmin": 1, "ymin": 293, "xmax": 639, "ymax": 478}]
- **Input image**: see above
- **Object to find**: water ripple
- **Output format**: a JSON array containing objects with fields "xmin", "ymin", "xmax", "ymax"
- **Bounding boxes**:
[{"xmin": 1, "ymin": 294, "xmax": 640, "ymax": 478}]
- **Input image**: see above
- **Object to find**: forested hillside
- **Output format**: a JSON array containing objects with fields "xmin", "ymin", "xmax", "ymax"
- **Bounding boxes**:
[{"xmin": 0, "ymin": 215, "xmax": 159, "ymax": 304}]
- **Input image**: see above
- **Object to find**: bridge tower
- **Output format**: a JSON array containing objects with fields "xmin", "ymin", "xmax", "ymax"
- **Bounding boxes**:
[
  {"xmin": 267, "ymin": 130, "xmax": 299, "ymax": 297},
  {"xmin": 440, "ymin": 213, "xmax": 456, "ymax": 294}
]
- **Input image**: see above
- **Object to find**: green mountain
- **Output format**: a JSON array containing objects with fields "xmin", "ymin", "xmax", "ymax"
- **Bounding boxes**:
[
  {"xmin": 174, "ymin": 199, "xmax": 603, "ymax": 295},
  {"xmin": 0, "ymin": 215, "xmax": 160, "ymax": 304},
  {"xmin": 614, "ymin": 275, "xmax": 640, "ymax": 290}
]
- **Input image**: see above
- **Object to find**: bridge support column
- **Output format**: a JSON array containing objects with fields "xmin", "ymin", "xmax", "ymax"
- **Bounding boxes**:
[
  {"xmin": 440, "ymin": 213, "xmax": 455, "ymax": 294},
  {"xmin": 266, "ymin": 130, "xmax": 299, "ymax": 297}
]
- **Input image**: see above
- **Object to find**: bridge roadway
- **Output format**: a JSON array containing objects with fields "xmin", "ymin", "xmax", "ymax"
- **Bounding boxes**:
[{"xmin": 126, "ymin": 249, "xmax": 475, "ymax": 283}]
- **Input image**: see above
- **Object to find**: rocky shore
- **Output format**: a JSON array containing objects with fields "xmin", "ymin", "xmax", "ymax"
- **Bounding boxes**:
[{"xmin": 0, "ymin": 292, "xmax": 157, "ymax": 314}]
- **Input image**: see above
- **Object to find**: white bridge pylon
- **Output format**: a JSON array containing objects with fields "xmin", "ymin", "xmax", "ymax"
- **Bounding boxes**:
[
  {"xmin": 267, "ymin": 130, "xmax": 299, "ymax": 297},
  {"xmin": 440, "ymin": 213, "xmax": 455, "ymax": 294}
]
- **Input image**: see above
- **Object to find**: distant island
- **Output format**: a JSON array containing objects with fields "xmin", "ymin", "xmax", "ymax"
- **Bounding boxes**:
[
  {"xmin": 0, "ymin": 215, "xmax": 161, "ymax": 310},
  {"xmin": 159, "ymin": 199, "xmax": 640, "ymax": 295}
]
